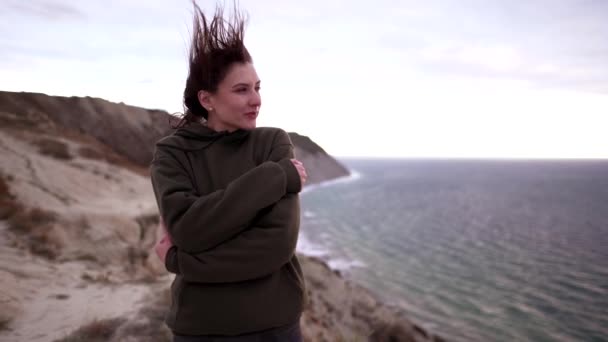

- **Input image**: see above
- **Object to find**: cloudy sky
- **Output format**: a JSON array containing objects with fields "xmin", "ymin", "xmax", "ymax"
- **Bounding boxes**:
[{"xmin": 2, "ymin": 0, "xmax": 607, "ymax": 158}]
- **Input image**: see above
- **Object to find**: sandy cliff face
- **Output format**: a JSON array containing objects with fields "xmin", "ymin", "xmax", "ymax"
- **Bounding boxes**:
[
  {"xmin": 0, "ymin": 91, "xmax": 171, "ymax": 166},
  {"xmin": 0, "ymin": 105, "xmax": 165, "ymax": 341},
  {"xmin": 0, "ymin": 91, "xmax": 442, "ymax": 342},
  {"xmin": 0, "ymin": 91, "xmax": 350, "ymax": 185}
]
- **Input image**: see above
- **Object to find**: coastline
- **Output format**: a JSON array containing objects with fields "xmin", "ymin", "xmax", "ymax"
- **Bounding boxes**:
[
  {"xmin": 300, "ymin": 168, "xmax": 362, "ymax": 194},
  {"xmin": 295, "ymin": 165, "xmax": 447, "ymax": 341},
  {"xmin": 0, "ymin": 91, "xmax": 445, "ymax": 342},
  {"xmin": 297, "ymin": 169, "xmax": 367, "ymax": 271}
]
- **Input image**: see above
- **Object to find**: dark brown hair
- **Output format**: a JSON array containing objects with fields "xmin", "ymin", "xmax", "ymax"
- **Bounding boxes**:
[{"xmin": 177, "ymin": 1, "xmax": 251, "ymax": 127}]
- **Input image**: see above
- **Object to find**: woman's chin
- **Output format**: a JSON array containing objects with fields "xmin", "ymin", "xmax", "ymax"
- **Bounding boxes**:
[{"xmin": 240, "ymin": 121, "xmax": 257, "ymax": 130}]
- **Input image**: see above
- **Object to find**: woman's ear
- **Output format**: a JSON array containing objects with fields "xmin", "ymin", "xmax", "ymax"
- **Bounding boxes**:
[{"xmin": 197, "ymin": 90, "xmax": 214, "ymax": 112}]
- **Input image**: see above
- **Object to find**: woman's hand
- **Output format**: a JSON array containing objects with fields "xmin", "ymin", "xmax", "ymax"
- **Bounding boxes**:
[
  {"xmin": 290, "ymin": 159, "xmax": 307, "ymax": 186},
  {"xmin": 154, "ymin": 216, "xmax": 173, "ymax": 264}
]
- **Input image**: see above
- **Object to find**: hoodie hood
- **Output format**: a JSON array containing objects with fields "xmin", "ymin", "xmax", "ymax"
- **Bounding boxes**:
[{"xmin": 156, "ymin": 123, "xmax": 250, "ymax": 151}]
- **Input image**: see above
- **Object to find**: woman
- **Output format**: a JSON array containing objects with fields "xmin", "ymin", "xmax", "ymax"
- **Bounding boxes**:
[{"xmin": 150, "ymin": 3, "xmax": 307, "ymax": 341}]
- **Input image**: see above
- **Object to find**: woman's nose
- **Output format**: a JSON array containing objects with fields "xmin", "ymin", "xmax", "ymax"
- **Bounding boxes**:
[{"xmin": 249, "ymin": 90, "xmax": 261, "ymax": 107}]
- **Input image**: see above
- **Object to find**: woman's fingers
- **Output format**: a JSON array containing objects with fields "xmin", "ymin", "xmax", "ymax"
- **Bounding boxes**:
[
  {"xmin": 297, "ymin": 165, "xmax": 307, "ymax": 184},
  {"xmin": 290, "ymin": 159, "xmax": 307, "ymax": 185},
  {"xmin": 154, "ymin": 233, "xmax": 173, "ymax": 263}
]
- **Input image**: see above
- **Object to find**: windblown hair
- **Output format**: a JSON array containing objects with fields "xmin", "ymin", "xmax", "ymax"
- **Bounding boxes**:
[{"xmin": 177, "ymin": 1, "xmax": 251, "ymax": 127}]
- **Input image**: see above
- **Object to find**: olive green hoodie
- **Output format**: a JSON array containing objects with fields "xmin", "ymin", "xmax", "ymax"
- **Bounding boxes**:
[{"xmin": 150, "ymin": 124, "xmax": 305, "ymax": 335}]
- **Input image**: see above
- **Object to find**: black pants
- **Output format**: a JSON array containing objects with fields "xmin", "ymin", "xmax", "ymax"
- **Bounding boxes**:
[{"xmin": 173, "ymin": 322, "xmax": 302, "ymax": 342}]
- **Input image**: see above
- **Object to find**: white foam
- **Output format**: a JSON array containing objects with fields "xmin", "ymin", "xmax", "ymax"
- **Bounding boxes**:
[
  {"xmin": 303, "ymin": 210, "xmax": 316, "ymax": 218},
  {"xmin": 297, "ymin": 167, "xmax": 367, "ymax": 273},
  {"xmin": 296, "ymin": 231, "xmax": 330, "ymax": 258},
  {"xmin": 301, "ymin": 169, "xmax": 362, "ymax": 194},
  {"xmin": 327, "ymin": 257, "xmax": 367, "ymax": 271}
]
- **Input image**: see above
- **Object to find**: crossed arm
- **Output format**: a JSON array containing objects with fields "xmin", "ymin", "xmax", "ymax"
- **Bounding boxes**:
[
  {"xmin": 160, "ymin": 192, "xmax": 300, "ymax": 283},
  {"xmin": 151, "ymin": 152, "xmax": 300, "ymax": 253},
  {"xmin": 150, "ymin": 130, "xmax": 307, "ymax": 283}
]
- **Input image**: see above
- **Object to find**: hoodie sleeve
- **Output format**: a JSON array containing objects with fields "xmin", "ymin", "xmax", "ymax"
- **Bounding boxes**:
[
  {"xmin": 150, "ymin": 129, "xmax": 301, "ymax": 253},
  {"xmin": 166, "ymin": 193, "xmax": 300, "ymax": 282},
  {"xmin": 163, "ymin": 130, "xmax": 302, "ymax": 282}
]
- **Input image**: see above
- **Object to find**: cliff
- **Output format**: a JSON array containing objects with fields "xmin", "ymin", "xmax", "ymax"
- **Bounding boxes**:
[
  {"xmin": 0, "ymin": 90, "xmax": 442, "ymax": 342},
  {"xmin": 289, "ymin": 133, "xmax": 350, "ymax": 186},
  {"xmin": 0, "ymin": 91, "xmax": 349, "ymax": 186}
]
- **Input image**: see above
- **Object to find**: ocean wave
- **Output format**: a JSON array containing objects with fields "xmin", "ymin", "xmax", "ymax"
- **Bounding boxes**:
[
  {"xmin": 296, "ymin": 231, "xmax": 330, "ymax": 258},
  {"xmin": 301, "ymin": 169, "xmax": 361, "ymax": 194},
  {"xmin": 327, "ymin": 258, "xmax": 367, "ymax": 271},
  {"xmin": 298, "ymin": 171, "xmax": 367, "ymax": 274}
]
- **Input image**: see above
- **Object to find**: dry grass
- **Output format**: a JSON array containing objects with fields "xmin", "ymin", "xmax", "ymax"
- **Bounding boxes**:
[
  {"xmin": 76, "ymin": 144, "xmax": 148, "ymax": 177},
  {"xmin": 1, "ymin": 173, "xmax": 63, "ymax": 259},
  {"xmin": 60, "ymin": 128, "xmax": 107, "ymax": 146},
  {"xmin": 0, "ymin": 173, "xmax": 19, "ymax": 220},
  {"xmin": 0, "ymin": 172, "xmax": 10, "ymax": 195},
  {"xmin": 1, "ymin": 110, "xmax": 148, "ymax": 176},
  {"xmin": 54, "ymin": 317, "xmax": 125, "ymax": 342},
  {"xmin": 137, "ymin": 287, "xmax": 171, "ymax": 324},
  {"xmin": 6, "ymin": 206, "xmax": 60, "ymax": 259},
  {"xmin": 73, "ymin": 252, "xmax": 99, "ymax": 263},
  {"xmin": 0, "ymin": 196, "xmax": 16, "ymax": 219},
  {"xmin": 34, "ymin": 138, "xmax": 72, "ymax": 160},
  {"xmin": 110, "ymin": 286, "xmax": 172, "ymax": 342},
  {"xmin": 7, "ymin": 207, "xmax": 57, "ymax": 233},
  {"xmin": 54, "ymin": 287, "xmax": 172, "ymax": 342},
  {"xmin": 368, "ymin": 321, "xmax": 417, "ymax": 342},
  {"xmin": 76, "ymin": 146, "xmax": 104, "ymax": 160},
  {"xmin": 0, "ymin": 110, "xmax": 51, "ymax": 133},
  {"xmin": 0, "ymin": 319, "xmax": 8, "ymax": 331},
  {"xmin": 107, "ymin": 286, "xmax": 172, "ymax": 340}
]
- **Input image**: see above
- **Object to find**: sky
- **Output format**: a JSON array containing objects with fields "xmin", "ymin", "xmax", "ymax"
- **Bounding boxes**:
[{"xmin": 2, "ymin": 0, "xmax": 608, "ymax": 158}]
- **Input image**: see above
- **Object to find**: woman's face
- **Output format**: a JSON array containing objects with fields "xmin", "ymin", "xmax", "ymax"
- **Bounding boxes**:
[{"xmin": 200, "ymin": 62, "xmax": 261, "ymax": 132}]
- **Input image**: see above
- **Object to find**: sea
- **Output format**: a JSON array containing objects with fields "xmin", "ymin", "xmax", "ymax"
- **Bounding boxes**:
[{"xmin": 296, "ymin": 158, "xmax": 608, "ymax": 342}]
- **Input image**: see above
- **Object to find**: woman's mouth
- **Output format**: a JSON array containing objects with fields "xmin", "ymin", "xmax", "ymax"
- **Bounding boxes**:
[{"xmin": 244, "ymin": 112, "xmax": 258, "ymax": 119}]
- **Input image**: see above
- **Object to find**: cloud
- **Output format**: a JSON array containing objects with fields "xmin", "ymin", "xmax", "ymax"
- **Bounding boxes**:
[
  {"xmin": 4, "ymin": 0, "xmax": 85, "ymax": 21},
  {"xmin": 2, "ymin": 0, "xmax": 608, "ymax": 104},
  {"xmin": 365, "ymin": 0, "xmax": 608, "ymax": 94},
  {"xmin": 0, "ymin": 0, "xmax": 191, "ymax": 66},
  {"xmin": 413, "ymin": 41, "xmax": 608, "ymax": 94}
]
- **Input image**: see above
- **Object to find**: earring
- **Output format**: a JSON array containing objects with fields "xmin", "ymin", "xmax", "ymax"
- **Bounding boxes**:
[{"xmin": 207, "ymin": 107, "xmax": 213, "ymax": 112}]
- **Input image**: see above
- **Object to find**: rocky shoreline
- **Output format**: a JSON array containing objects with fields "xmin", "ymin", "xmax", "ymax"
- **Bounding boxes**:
[{"xmin": 0, "ymin": 91, "xmax": 445, "ymax": 341}]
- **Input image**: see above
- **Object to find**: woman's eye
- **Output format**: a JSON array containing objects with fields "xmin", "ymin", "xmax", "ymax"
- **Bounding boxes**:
[{"xmin": 236, "ymin": 88, "xmax": 247, "ymax": 93}]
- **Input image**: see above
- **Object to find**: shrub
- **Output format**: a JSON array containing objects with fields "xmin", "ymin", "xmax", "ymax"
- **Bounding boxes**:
[
  {"xmin": 76, "ymin": 145, "xmax": 148, "ymax": 177},
  {"xmin": 7, "ymin": 207, "xmax": 56, "ymax": 233},
  {"xmin": 54, "ymin": 318, "xmax": 125, "ymax": 342},
  {"xmin": 7, "ymin": 207, "xmax": 60, "ymax": 259},
  {"xmin": 0, "ymin": 173, "xmax": 19, "ymax": 220},
  {"xmin": 35, "ymin": 138, "xmax": 72, "ymax": 160},
  {"xmin": 76, "ymin": 146, "xmax": 104, "ymax": 160}
]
